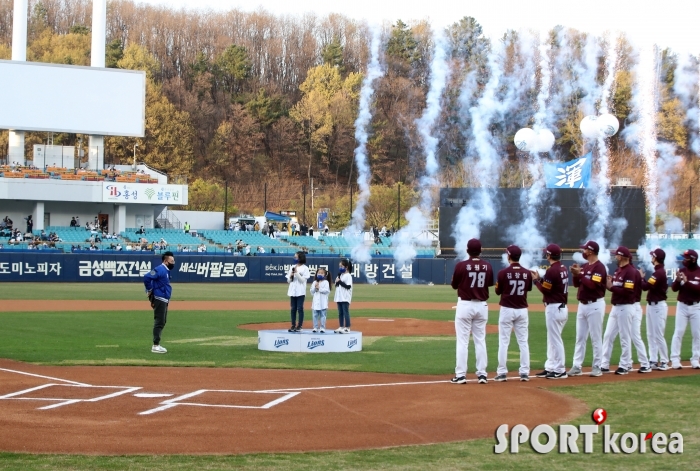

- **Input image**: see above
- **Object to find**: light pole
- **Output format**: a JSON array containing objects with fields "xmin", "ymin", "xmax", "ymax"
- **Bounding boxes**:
[{"xmin": 132, "ymin": 143, "xmax": 139, "ymax": 170}]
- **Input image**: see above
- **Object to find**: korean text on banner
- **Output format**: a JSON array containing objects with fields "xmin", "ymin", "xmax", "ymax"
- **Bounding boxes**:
[{"xmin": 103, "ymin": 183, "xmax": 186, "ymax": 204}]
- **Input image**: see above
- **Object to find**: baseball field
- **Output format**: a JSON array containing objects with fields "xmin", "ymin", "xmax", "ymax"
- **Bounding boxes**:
[{"xmin": 0, "ymin": 282, "xmax": 698, "ymax": 470}]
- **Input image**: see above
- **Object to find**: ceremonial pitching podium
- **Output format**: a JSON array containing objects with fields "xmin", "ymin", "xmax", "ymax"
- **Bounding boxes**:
[{"xmin": 258, "ymin": 329, "xmax": 363, "ymax": 353}]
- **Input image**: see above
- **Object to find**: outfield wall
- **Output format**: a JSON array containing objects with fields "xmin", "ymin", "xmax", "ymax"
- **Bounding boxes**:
[{"xmin": 0, "ymin": 253, "xmax": 681, "ymax": 284}]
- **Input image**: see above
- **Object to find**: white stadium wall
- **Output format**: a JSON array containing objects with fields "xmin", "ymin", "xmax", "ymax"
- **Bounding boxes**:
[{"xmin": 0, "ymin": 60, "xmax": 146, "ymax": 137}]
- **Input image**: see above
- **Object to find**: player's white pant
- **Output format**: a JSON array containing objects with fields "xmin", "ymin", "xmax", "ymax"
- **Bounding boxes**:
[
  {"xmin": 671, "ymin": 301, "xmax": 700, "ymax": 368},
  {"xmin": 630, "ymin": 303, "xmax": 650, "ymax": 369},
  {"xmin": 572, "ymin": 299, "xmax": 605, "ymax": 369},
  {"xmin": 545, "ymin": 303, "xmax": 568, "ymax": 374},
  {"xmin": 601, "ymin": 304, "xmax": 634, "ymax": 370},
  {"xmin": 455, "ymin": 299, "xmax": 488, "ymax": 377},
  {"xmin": 497, "ymin": 307, "xmax": 530, "ymax": 376},
  {"xmin": 646, "ymin": 301, "xmax": 669, "ymax": 364}
]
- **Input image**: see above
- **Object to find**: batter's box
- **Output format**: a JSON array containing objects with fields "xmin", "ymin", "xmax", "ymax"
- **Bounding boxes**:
[
  {"xmin": 139, "ymin": 389, "xmax": 300, "ymax": 416},
  {"xmin": 0, "ymin": 383, "xmax": 141, "ymax": 410}
]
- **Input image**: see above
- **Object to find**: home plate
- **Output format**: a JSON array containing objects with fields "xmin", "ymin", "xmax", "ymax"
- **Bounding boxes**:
[
  {"xmin": 134, "ymin": 393, "xmax": 174, "ymax": 398},
  {"xmin": 368, "ymin": 319, "xmax": 394, "ymax": 322}
]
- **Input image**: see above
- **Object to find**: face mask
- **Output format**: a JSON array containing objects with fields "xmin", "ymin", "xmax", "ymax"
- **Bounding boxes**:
[
  {"xmin": 294, "ymin": 258, "xmax": 299, "ymax": 264},
  {"xmin": 166, "ymin": 262, "xmax": 175, "ymax": 270},
  {"xmin": 338, "ymin": 267, "xmax": 346, "ymax": 273},
  {"xmin": 316, "ymin": 274, "xmax": 324, "ymax": 280}
]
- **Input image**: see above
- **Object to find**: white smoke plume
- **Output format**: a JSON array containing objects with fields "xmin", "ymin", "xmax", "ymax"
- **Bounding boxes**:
[
  {"xmin": 622, "ymin": 43, "xmax": 659, "ymax": 232},
  {"xmin": 348, "ymin": 27, "xmax": 384, "ymax": 263},
  {"xmin": 576, "ymin": 34, "xmax": 602, "ymax": 117},
  {"xmin": 673, "ymin": 53, "xmax": 700, "ymax": 154},
  {"xmin": 393, "ymin": 31, "xmax": 451, "ymax": 266},
  {"xmin": 452, "ymin": 41, "xmax": 507, "ymax": 257},
  {"xmin": 509, "ymin": 33, "xmax": 551, "ymax": 269},
  {"xmin": 583, "ymin": 35, "xmax": 624, "ymax": 264}
]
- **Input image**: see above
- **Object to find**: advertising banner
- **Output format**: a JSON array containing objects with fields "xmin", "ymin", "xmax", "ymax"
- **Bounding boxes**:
[{"xmin": 102, "ymin": 183, "xmax": 186, "ymax": 205}]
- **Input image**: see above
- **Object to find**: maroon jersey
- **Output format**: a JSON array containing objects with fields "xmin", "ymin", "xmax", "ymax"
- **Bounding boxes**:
[
  {"xmin": 609, "ymin": 264, "xmax": 637, "ymax": 305},
  {"xmin": 451, "ymin": 257, "xmax": 494, "ymax": 301},
  {"xmin": 641, "ymin": 264, "xmax": 668, "ymax": 302},
  {"xmin": 632, "ymin": 264, "xmax": 642, "ymax": 303},
  {"xmin": 671, "ymin": 266, "xmax": 700, "ymax": 304},
  {"xmin": 535, "ymin": 261, "xmax": 568, "ymax": 304},
  {"xmin": 573, "ymin": 260, "xmax": 607, "ymax": 303},
  {"xmin": 495, "ymin": 263, "xmax": 533, "ymax": 308}
]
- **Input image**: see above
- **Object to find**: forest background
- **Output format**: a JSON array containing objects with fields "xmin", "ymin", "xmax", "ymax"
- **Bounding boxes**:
[{"xmin": 0, "ymin": 0, "xmax": 698, "ymax": 231}]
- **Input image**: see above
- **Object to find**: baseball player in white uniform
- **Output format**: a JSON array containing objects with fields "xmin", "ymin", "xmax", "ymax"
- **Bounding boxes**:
[
  {"xmin": 569, "ymin": 241, "xmax": 608, "ymax": 377},
  {"xmin": 639, "ymin": 248, "xmax": 670, "ymax": 370},
  {"xmin": 450, "ymin": 239, "xmax": 494, "ymax": 385},
  {"xmin": 670, "ymin": 249, "xmax": 700, "ymax": 369}
]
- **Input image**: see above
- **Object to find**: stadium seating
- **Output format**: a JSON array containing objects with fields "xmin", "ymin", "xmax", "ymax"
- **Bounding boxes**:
[{"xmin": 0, "ymin": 167, "xmax": 158, "ymax": 183}]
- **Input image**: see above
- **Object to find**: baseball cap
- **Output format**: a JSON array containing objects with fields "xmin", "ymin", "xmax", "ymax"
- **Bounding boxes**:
[
  {"xmin": 545, "ymin": 243, "xmax": 562, "ymax": 257},
  {"xmin": 506, "ymin": 245, "xmax": 522, "ymax": 258},
  {"xmin": 650, "ymin": 248, "xmax": 666, "ymax": 263},
  {"xmin": 613, "ymin": 246, "xmax": 632, "ymax": 258},
  {"xmin": 683, "ymin": 249, "xmax": 698, "ymax": 261},
  {"xmin": 580, "ymin": 240, "xmax": 599, "ymax": 254},
  {"xmin": 467, "ymin": 238, "xmax": 482, "ymax": 254}
]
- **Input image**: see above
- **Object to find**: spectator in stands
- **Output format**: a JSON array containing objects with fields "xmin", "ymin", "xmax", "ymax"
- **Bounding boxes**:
[
  {"xmin": 25, "ymin": 215, "xmax": 33, "ymax": 234},
  {"xmin": 40, "ymin": 230, "xmax": 48, "ymax": 241},
  {"xmin": 89, "ymin": 242, "xmax": 98, "ymax": 251},
  {"xmin": 375, "ymin": 235, "xmax": 382, "ymax": 245},
  {"xmin": 75, "ymin": 216, "xmax": 80, "ymax": 226},
  {"xmin": 0, "ymin": 243, "xmax": 3, "ymax": 250},
  {"xmin": 70, "ymin": 217, "xmax": 77, "ymax": 227},
  {"xmin": 2, "ymin": 216, "xmax": 13, "ymax": 230},
  {"xmin": 257, "ymin": 246, "xmax": 266, "ymax": 254},
  {"xmin": 254, "ymin": 221, "xmax": 260, "ymax": 232},
  {"xmin": 243, "ymin": 244, "xmax": 251, "ymax": 256},
  {"xmin": 226, "ymin": 242, "xmax": 234, "ymax": 253},
  {"xmin": 116, "ymin": 243, "xmax": 122, "ymax": 251},
  {"xmin": 125, "ymin": 243, "xmax": 133, "ymax": 251},
  {"xmin": 184, "ymin": 222, "xmax": 190, "ymax": 234},
  {"xmin": 380, "ymin": 225, "xmax": 387, "ymax": 236},
  {"xmin": 309, "ymin": 226, "xmax": 314, "ymax": 237},
  {"xmin": 136, "ymin": 226, "xmax": 146, "ymax": 235},
  {"xmin": 324, "ymin": 223, "xmax": 329, "ymax": 235},
  {"xmin": 198, "ymin": 243, "xmax": 207, "ymax": 253},
  {"xmin": 159, "ymin": 238, "xmax": 168, "ymax": 250}
]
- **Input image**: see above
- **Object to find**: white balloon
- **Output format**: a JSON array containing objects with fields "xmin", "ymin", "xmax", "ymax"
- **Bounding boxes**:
[
  {"xmin": 598, "ymin": 113, "xmax": 620, "ymax": 137},
  {"xmin": 580, "ymin": 115, "xmax": 601, "ymax": 139},
  {"xmin": 514, "ymin": 128, "xmax": 536, "ymax": 151},
  {"xmin": 532, "ymin": 129, "xmax": 555, "ymax": 152}
]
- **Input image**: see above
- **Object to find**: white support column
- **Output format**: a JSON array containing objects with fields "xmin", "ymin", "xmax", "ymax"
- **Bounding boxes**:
[
  {"xmin": 89, "ymin": 0, "xmax": 107, "ymax": 171},
  {"xmin": 9, "ymin": 0, "xmax": 29, "ymax": 165},
  {"xmin": 33, "ymin": 201, "xmax": 45, "ymax": 231},
  {"xmin": 115, "ymin": 204, "xmax": 127, "ymax": 234}
]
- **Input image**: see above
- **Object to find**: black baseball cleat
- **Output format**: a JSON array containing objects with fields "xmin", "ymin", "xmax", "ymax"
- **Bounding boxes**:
[
  {"xmin": 600, "ymin": 368, "xmax": 610, "ymax": 373},
  {"xmin": 288, "ymin": 326, "xmax": 295, "ymax": 332},
  {"xmin": 638, "ymin": 366, "xmax": 652, "ymax": 373},
  {"xmin": 520, "ymin": 374, "xmax": 529, "ymax": 382},
  {"xmin": 451, "ymin": 376, "xmax": 467, "ymax": 384},
  {"xmin": 494, "ymin": 374, "xmax": 507, "ymax": 382},
  {"xmin": 650, "ymin": 362, "xmax": 659, "ymax": 370},
  {"xmin": 615, "ymin": 367, "xmax": 629, "ymax": 375},
  {"xmin": 546, "ymin": 372, "xmax": 568, "ymax": 379},
  {"xmin": 534, "ymin": 370, "xmax": 550, "ymax": 378},
  {"xmin": 477, "ymin": 375, "xmax": 488, "ymax": 384}
]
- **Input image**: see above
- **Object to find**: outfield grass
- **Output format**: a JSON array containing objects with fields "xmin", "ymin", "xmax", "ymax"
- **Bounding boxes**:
[
  {"xmin": 0, "ymin": 282, "xmax": 682, "ymax": 305},
  {"xmin": 0, "ymin": 375, "xmax": 697, "ymax": 470}
]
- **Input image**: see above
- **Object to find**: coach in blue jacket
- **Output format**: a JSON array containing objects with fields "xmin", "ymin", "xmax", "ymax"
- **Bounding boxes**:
[{"xmin": 144, "ymin": 251, "xmax": 175, "ymax": 354}]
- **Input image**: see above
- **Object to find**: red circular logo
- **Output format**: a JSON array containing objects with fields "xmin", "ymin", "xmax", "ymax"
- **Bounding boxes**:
[{"xmin": 592, "ymin": 408, "xmax": 607, "ymax": 425}]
